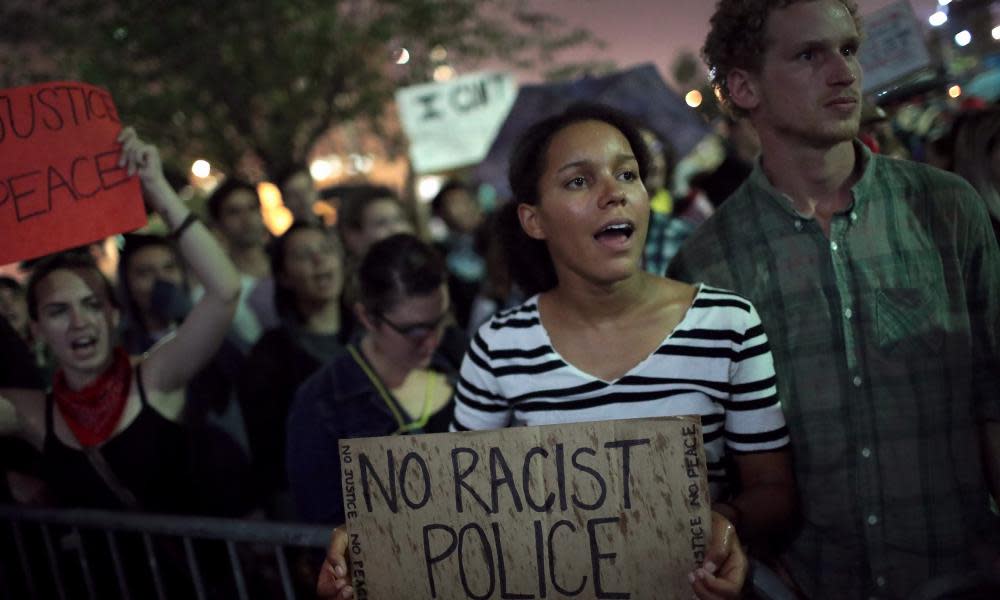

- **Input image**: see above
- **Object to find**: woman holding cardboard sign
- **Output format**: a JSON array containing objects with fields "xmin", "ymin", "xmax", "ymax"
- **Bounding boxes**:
[
  {"xmin": 319, "ymin": 104, "xmax": 794, "ymax": 599},
  {"xmin": 460, "ymin": 103, "xmax": 794, "ymax": 597},
  {"xmin": 0, "ymin": 128, "xmax": 246, "ymax": 514}
]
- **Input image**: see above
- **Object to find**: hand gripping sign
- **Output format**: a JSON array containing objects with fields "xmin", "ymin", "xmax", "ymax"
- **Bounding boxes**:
[
  {"xmin": 0, "ymin": 81, "xmax": 146, "ymax": 265},
  {"xmin": 340, "ymin": 416, "xmax": 712, "ymax": 599}
]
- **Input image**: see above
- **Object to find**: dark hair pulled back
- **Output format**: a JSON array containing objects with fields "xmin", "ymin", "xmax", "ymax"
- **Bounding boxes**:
[{"xmin": 501, "ymin": 102, "xmax": 650, "ymax": 296}]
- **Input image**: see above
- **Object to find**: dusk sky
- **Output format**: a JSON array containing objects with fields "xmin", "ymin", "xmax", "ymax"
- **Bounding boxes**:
[{"xmin": 530, "ymin": 0, "xmax": 942, "ymax": 86}]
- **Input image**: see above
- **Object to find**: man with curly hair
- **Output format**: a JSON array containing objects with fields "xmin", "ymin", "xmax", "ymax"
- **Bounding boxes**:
[{"xmin": 669, "ymin": 0, "xmax": 1000, "ymax": 597}]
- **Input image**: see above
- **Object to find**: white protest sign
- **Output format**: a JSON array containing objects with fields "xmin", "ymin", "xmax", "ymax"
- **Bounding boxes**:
[
  {"xmin": 859, "ymin": 0, "xmax": 934, "ymax": 94},
  {"xmin": 396, "ymin": 71, "xmax": 516, "ymax": 174},
  {"xmin": 340, "ymin": 416, "xmax": 712, "ymax": 599}
]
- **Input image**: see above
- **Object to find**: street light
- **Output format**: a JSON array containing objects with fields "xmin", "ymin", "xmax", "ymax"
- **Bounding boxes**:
[{"xmin": 954, "ymin": 30, "xmax": 972, "ymax": 47}]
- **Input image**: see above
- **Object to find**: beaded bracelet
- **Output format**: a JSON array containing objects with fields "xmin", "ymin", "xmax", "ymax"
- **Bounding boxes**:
[{"xmin": 169, "ymin": 213, "xmax": 199, "ymax": 241}]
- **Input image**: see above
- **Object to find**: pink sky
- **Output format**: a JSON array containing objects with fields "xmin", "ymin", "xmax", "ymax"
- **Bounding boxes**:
[{"xmin": 528, "ymin": 0, "xmax": 942, "ymax": 86}]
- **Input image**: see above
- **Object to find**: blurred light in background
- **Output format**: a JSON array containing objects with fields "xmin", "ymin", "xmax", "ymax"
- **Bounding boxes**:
[
  {"xmin": 309, "ymin": 158, "xmax": 333, "ymax": 181},
  {"xmin": 191, "ymin": 159, "xmax": 211, "ymax": 178},
  {"xmin": 309, "ymin": 159, "xmax": 332, "ymax": 181},
  {"xmin": 258, "ymin": 182, "xmax": 281, "ymax": 209},
  {"xmin": 947, "ymin": 85, "xmax": 962, "ymax": 99},
  {"xmin": 993, "ymin": 25, "xmax": 1000, "ymax": 40},
  {"xmin": 417, "ymin": 175, "xmax": 444, "ymax": 202},
  {"xmin": 928, "ymin": 11, "xmax": 947, "ymax": 27},
  {"xmin": 258, "ymin": 182, "xmax": 293, "ymax": 236},
  {"xmin": 954, "ymin": 30, "xmax": 972, "ymax": 47},
  {"xmin": 685, "ymin": 90, "xmax": 703, "ymax": 108},
  {"xmin": 393, "ymin": 48, "xmax": 410, "ymax": 65},
  {"xmin": 313, "ymin": 202, "xmax": 337, "ymax": 227},
  {"xmin": 310, "ymin": 156, "xmax": 342, "ymax": 182},
  {"xmin": 345, "ymin": 154, "xmax": 374, "ymax": 175},
  {"xmin": 430, "ymin": 45, "xmax": 448, "ymax": 62},
  {"xmin": 433, "ymin": 65, "xmax": 456, "ymax": 82},
  {"xmin": 938, "ymin": 0, "xmax": 951, "ymax": 6}
]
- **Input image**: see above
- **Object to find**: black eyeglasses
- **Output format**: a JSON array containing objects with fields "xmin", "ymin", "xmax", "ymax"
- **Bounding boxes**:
[{"xmin": 378, "ymin": 311, "xmax": 450, "ymax": 340}]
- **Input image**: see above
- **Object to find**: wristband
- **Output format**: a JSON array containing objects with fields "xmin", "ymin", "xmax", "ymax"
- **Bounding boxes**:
[{"xmin": 169, "ymin": 213, "xmax": 198, "ymax": 241}]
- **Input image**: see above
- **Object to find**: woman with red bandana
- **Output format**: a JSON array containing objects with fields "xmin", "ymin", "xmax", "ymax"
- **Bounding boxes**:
[{"xmin": 0, "ymin": 127, "xmax": 242, "ymax": 514}]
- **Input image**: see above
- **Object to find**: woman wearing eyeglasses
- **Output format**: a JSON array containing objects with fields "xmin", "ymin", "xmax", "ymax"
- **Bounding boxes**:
[{"xmin": 285, "ymin": 233, "xmax": 465, "ymax": 524}]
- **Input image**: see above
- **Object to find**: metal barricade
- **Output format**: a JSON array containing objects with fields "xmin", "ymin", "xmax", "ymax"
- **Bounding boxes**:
[{"xmin": 0, "ymin": 505, "xmax": 331, "ymax": 600}]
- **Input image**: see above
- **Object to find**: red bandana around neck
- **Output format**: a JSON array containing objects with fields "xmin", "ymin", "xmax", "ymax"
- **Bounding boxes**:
[{"xmin": 53, "ymin": 347, "xmax": 132, "ymax": 447}]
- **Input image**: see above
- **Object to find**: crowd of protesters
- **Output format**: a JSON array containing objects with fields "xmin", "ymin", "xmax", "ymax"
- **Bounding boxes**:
[{"xmin": 3, "ymin": 0, "xmax": 1000, "ymax": 598}]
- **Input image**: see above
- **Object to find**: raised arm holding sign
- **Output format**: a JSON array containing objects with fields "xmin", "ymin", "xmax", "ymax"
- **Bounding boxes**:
[{"xmin": 0, "ymin": 127, "xmax": 242, "ymax": 514}]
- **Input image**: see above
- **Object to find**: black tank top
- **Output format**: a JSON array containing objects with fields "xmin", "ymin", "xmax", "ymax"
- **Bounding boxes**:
[{"xmin": 42, "ymin": 365, "xmax": 194, "ymax": 513}]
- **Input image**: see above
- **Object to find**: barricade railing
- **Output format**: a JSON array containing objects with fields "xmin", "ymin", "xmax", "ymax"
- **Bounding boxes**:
[
  {"xmin": 9, "ymin": 504, "xmax": 994, "ymax": 600},
  {"xmin": 0, "ymin": 504, "xmax": 331, "ymax": 600}
]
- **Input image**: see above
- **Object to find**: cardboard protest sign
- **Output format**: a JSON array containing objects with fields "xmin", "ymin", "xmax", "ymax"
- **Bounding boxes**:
[
  {"xmin": 0, "ymin": 81, "xmax": 146, "ymax": 265},
  {"xmin": 340, "ymin": 416, "xmax": 711, "ymax": 599},
  {"xmin": 396, "ymin": 71, "xmax": 516, "ymax": 174},
  {"xmin": 859, "ymin": 0, "xmax": 934, "ymax": 94}
]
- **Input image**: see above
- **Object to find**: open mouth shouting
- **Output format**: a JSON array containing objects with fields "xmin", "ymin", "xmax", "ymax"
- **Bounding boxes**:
[
  {"xmin": 593, "ymin": 219, "xmax": 636, "ymax": 250},
  {"xmin": 70, "ymin": 335, "xmax": 99, "ymax": 358}
]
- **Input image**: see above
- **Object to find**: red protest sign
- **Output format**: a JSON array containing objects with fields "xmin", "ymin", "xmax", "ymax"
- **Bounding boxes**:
[{"xmin": 0, "ymin": 81, "xmax": 146, "ymax": 265}]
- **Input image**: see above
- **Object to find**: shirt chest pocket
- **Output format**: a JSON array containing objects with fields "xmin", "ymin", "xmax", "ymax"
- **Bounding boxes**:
[{"xmin": 874, "ymin": 283, "xmax": 947, "ymax": 355}]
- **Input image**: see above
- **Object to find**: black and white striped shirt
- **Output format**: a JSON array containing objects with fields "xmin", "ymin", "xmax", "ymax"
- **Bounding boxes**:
[{"xmin": 452, "ymin": 285, "xmax": 790, "ymax": 499}]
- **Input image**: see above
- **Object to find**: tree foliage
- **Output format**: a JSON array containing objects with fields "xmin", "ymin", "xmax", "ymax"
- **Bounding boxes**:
[{"xmin": 1, "ymin": 0, "xmax": 599, "ymax": 179}]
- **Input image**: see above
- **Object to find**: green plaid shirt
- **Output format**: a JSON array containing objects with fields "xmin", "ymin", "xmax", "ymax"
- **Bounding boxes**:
[
  {"xmin": 668, "ymin": 143, "xmax": 1000, "ymax": 599},
  {"xmin": 643, "ymin": 210, "xmax": 695, "ymax": 276}
]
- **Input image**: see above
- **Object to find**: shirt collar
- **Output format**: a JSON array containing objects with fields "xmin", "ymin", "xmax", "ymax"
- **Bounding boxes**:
[{"xmin": 747, "ymin": 139, "xmax": 876, "ymax": 219}]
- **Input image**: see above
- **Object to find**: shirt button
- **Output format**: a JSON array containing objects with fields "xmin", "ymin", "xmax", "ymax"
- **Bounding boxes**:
[
  {"xmin": 830, "ymin": 241, "xmax": 839, "ymax": 251},
  {"xmin": 844, "ymin": 308, "xmax": 853, "ymax": 319},
  {"xmin": 876, "ymin": 576, "xmax": 886, "ymax": 587},
  {"xmin": 861, "ymin": 447, "xmax": 871, "ymax": 458},
  {"xmin": 794, "ymin": 220, "xmax": 803, "ymax": 231},
  {"xmin": 853, "ymin": 375, "xmax": 863, "ymax": 387},
  {"xmin": 867, "ymin": 514, "xmax": 878, "ymax": 525}
]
